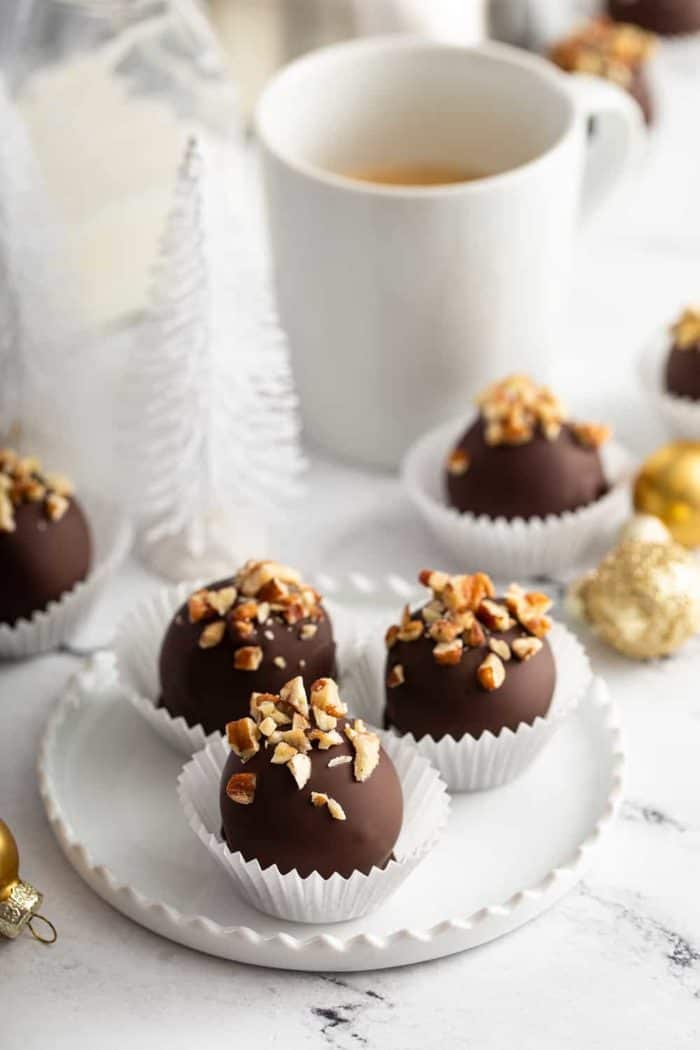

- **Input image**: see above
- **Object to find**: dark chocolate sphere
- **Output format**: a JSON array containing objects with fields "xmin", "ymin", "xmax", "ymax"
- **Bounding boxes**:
[
  {"xmin": 0, "ymin": 498, "xmax": 91, "ymax": 626},
  {"xmin": 666, "ymin": 345, "xmax": 700, "ymax": 400},
  {"xmin": 220, "ymin": 720, "xmax": 403, "ymax": 878},
  {"xmin": 160, "ymin": 572, "xmax": 337, "ymax": 735},
  {"xmin": 608, "ymin": 0, "xmax": 700, "ymax": 34},
  {"xmin": 445, "ymin": 419, "xmax": 608, "ymax": 521},
  {"xmin": 385, "ymin": 614, "xmax": 556, "ymax": 742}
]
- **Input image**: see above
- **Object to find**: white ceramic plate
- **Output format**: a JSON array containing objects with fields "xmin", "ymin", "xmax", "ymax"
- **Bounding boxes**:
[{"xmin": 38, "ymin": 652, "xmax": 624, "ymax": 972}]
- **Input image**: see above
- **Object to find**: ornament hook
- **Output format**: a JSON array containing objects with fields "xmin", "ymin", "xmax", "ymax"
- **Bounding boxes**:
[{"xmin": 27, "ymin": 914, "xmax": 57, "ymax": 945}]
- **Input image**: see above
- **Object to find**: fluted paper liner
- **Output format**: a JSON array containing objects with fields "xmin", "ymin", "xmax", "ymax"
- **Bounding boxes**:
[
  {"xmin": 401, "ymin": 417, "xmax": 634, "ymax": 578},
  {"xmin": 0, "ymin": 494, "xmax": 132, "ymax": 660},
  {"xmin": 178, "ymin": 732, "xmax": 450, "ymax": 923},
  {"xmin": 345, "ymin": 622, "xmax": 592, "ymax": 792},
  {"xmin": 640, "ymin": 329, "xmax": 700, "ymax": 441},
  {"xmin": 115, "ymin": 583, "xmax": 357, "ymax": 757}
]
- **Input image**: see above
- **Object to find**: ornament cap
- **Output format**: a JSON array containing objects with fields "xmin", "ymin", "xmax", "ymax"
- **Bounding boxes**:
[{"xmin": 0, "ymin": 878, "xmax": 43, "ymax": 940}]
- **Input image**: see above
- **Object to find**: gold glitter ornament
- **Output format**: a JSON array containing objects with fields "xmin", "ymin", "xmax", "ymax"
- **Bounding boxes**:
[
  {"xmin": 634, "ymin": 443, "xmax": 700, "ymax": 547},
  {"xmin": 0, "ymin": 820, "xmax": 57, "ymax": 943},
  {"xmin": 574, "ymin": 539, "xmax": 700, "ymax": 659}
]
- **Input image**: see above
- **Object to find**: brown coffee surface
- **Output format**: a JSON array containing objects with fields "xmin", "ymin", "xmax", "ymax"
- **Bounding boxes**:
[{"xmin": 344, "ymin": 165, "xmax": 486, "ymax": 186}]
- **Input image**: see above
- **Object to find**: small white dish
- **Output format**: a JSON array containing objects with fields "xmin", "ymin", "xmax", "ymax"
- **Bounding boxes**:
[
  {"xmin": 38, "ymin": 652, "xmax": 624, "ymax": 972},
  {"xmin": 0, "ymin": 493, "xmax": 132, "ymax": 660},
  {"xmin": 401, "ymin": 416, "xmax": 635, "ymax": 579}
]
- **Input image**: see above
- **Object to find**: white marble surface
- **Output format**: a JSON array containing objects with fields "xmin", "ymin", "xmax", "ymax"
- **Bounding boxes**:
[{"xmin": 3, "ymin": 35, "xmax": 700, "ymax": 1050}]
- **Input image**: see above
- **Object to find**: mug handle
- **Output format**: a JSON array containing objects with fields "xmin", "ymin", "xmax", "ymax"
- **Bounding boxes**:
[{"xmin": 566, "ymin": 74, "xmax": 646, "ymax": 218}]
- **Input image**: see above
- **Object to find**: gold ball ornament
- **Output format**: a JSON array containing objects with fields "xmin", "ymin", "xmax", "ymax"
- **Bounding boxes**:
[
  {"xmin": 0, "ymin": 819, "xmax": 56, "ymax": 943},
  {"xmin": 575, "ymin": 539, "xmax": 700, "ymax": 659},
  {"xmin": 634, "ymin": 442, "xmax": 700, "ymax": 547}
]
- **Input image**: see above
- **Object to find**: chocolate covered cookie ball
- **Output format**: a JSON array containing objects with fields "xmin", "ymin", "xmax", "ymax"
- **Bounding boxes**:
[
  {"xmin": 550, "ymin": 17, "xmax": 656, "ymax": 124},
  {"xmin": 385, "ymin": 570, "xmax": 556, "ymax": 742},
  {"xmin": 221, "ymin": 677, "xmax": 403, "ymax": 878},
  {"xmin": 445, "ymin": 375, "xmax": 611, "ymax": 521},
  {"xmin": 0, "ymin": 448, "xmax": 91, "ymax": 626},
  {"xmin": 666, "ymin": 307, "xmax": 700, "ymax": 400},
  {"xmin": 160, "ymin": 560, "xmax": 337, "ymax": 735},
  {"xmin": 608, "ymin": 0, "xmax": 700, "ymax": 35}
]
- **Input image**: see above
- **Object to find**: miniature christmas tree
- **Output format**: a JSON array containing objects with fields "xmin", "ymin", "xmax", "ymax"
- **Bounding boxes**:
[{"xmin": 122, "ymin": 136, "xmax": 304, "ymax": 579}]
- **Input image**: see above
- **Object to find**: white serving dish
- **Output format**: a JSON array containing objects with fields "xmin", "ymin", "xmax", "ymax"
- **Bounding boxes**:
[{"xmin": 38, "ymin": 652, "xmax": 624, "ymax": 972}]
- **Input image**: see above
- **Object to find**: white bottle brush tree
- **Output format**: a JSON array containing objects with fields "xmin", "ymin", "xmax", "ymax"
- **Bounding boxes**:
[{"xmin": 122, "ymin": 136, "xmax": 305, "ymax": 580}]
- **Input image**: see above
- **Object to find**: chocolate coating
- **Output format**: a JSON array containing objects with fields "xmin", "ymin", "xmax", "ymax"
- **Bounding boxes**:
[
  {"xmin": 445, "ymin": 419, "xmax": 608, "ymax": 520},
  {"xmin": 220, "ymin": 725, "xmax": 403, "ymax": 878},
  {"xmin": 666, "ymin": 344, "xmax": 700, "ymax": 400},
  {"xmin": 159, "ymin": 580, "xmax": 337, "ymax": 735},
  {"xmin": 385, "ymin": 616, "xmax": 556, "ymax": 741},
  {"xmin": 627, "ymin": 66, "xmax": 654, "ymax": 125},
  {"xmin": 0, "ymin": 498, "xmax": 91, "ymax": 626},
  {"xmin": 608, "ymin": 0, "xmax": 700, "ymax": 34}
]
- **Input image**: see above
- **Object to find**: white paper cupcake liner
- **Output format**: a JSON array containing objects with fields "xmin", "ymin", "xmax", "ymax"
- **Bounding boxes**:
[
  {"xmin": 640, "ymin": 328, "xmax": 700, "ymax": 440},
  {"xmin": 344, "ymin": 621, "xmax": 592, "ymax": 792},
  {"xmin": 177, "ymin": 731, "xmax": 449, "ymax": 923},
  {"xmin": 0, "ymin": 494, "xmax": 132, "ymax": 660},
  {"xmin": 401, "ymin": 416, "xmax": 635, "ymax": 579},
  {"xmin": 114, "ymin": 583, "xmax": 359, "ymax": 757}
]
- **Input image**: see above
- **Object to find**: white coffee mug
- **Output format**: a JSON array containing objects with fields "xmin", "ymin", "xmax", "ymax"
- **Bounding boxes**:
[{"xmin": 256, "ymin": 37, "xmax": 643, "ymax": 468}]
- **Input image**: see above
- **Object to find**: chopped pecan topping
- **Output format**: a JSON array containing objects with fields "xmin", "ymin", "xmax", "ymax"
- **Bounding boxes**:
[
  {"xmin": 225, "ymin": 772, "xmax": 256, "ymax": 805},
  {"xmin": 550, "ymin": 17, "xmax": 655, "ymax": 86},
  {"xmin": 385, "ymin": 624, "xmax": 400, "ymax": 649},
  {"xmin": 280, "ymin": 676, "xmax": 310, "ymax": 717},
  {"xmin": 571, "ymin": 422, "xmax": 612, "ymax": 449},
  {"xmin": 45, "ymin": 492, "xmax": 69, "ymax": 522},
  {"xmin": 477, "ymin": 652, "xmax": 506, "ymax": 691},
  {"xmin": 512, "ymin": 636, "xmax": 544, "ymax": 661},
  {"xmin": 273, "ymin": 656, "xmax": 287, "ymax": 669},
  {"xmin": 386, "ymin": 664, "xmax": 405, "ymax": 689},
  {"xmin": 489, "ymin": 637, "xmax": 511, "ymax": 662},
  {"xmin": 199, "ymin": 620, "xmax": 226, "ymax": 649},
  {"xmin": 310, "ymin": 791, "xmax": 328, "ymax": 807},
  {"xmin": 0, "ymin": 494, "xmax": 15, "ymax": 533},
  {"xmin": 477, "ymin": 599, "xmax": 513, "ymax": 632},
  {"xmin": 226, "ymin": 717, "xmax": 261, "ymax": 762},
  {"xmin": 429, "ymin": 619, "xmax": 461, "ymax": 644},
  {"xmin": 310, "ymin": 678, "xmax": 347, "ymax": 717},
  {"xmin": 446, "ymin": 448, "xmax": 470, "ymax": 477},
  {"xmin": 328, "ymin": 755, "xmax": 352, "ymax": 768},
  {"xmin": 271, "ymin": 741, "xmax": 297, "ymax": 764},
  {"xmin": 418, "ymin": 569, "xmax": 450, "ymax": 593},
  {"xmin": 465, "ymin": 619, "xmax": 486, "ymax": 648},
  {"xmin": 672, "ymin": 307, "xmax": 700, "ymax": 350},
  {"xmin": 287, "ymin": 752, "xmax": 311, "ymax": 789},
  {"xmin": 279, "ymin": 728, "xmax": 311, "ymax": 753},
  {"xmin": 208, "ymin": 587, "xmax": 237, "ymax": 616},
  {"xmin": 300, "ymin": 623, "xmax": 318, "ymax": 641},
  {"xmin": 433, "ymin": 639, "xmax": 463, "ymax": 666},
  {"xmin": 188, "ymin": 591, "xmax": 215, "ymax": 624},
  {"xmin": 309, "ymin": 728, "xmax": 343, "ymax": 749},
  {"xmin": 327, "ymin": 798, "xmax": 346, "ymax": 821},
  {"xmin": 312, "ymin": 706, "xmax": 338, "ymax": 732},
  {"xmin": 350, "ymin": 729, "xmax": 380, "ymax": 782},
  {"xmin": 234, "ymin": 645, "xmax": 263, "ymax": 671}
]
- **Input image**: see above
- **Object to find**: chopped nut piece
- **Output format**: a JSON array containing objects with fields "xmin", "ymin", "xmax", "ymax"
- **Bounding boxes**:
[
  {"xmin": 398, "ymin": 618, "xmax": 424, "ymax": 642},
  {"xmin": 199, "ymin": 620, "xmax": 226, "ymax": 649},
  {"xmin": 310, "ymin": 678, "xmax": 347, "ymax": 717},
  {"xmin": 512, "ymin": 636, "xmax": 544, "ymax": 662},
  {"xmin": 385, "ymin": 624, "xmax": 400, "ymax": 649},
  {"xmin": 280, "ymin": 676, "xmax": 310, "ymax": 717},
  {"xmin": 271, "ymin": 741, "xmax": 297, "ymax": 764},
  {"xmin": 571, "ymin": 422, "xmax": 612, "ymax": 449},
  {"xmin": 312, "ymin": 706, "xmax": 338, "ymax": 732},
  {"xmin": 489, "ymin": 637, "xmax": 511, "ymax": 661},
  {"xmin": 226, "ymin": 717, "xmax": 261, "ymax": 762},
  {"xmin": 421, "ymin": 600, "xmax": 444, "ymax": 625},
  {"xmin": 256, "ymin": 601, "xmax": 271, "ymax": 624},
  {"xmin": 386, "ymin": 664, "xmax": 405, "ymax": 688},
  {"xmin": 225, "ymin": 772, "xmax": 256, "ymax": 805},
  {"xmin": 45, "ymin": 472, "xmax": 74, "ymax": 497},
  {"xmin": 418, "ymin": 569, "xmax": 450, "ymax": 594},
  {"xmin": 258, "ymin": 716, "xmax": 277, "ymax": 737},
  {"xmin": 187, "ymin": 590, "xmax": 212, "ymax": 623},
  {"xmin": 328, "ymin": 755, "xmax": 352, "ymax": 768},
  {"xmin": 207, "ymin": 587, "xmax": 237, "ymax": 616},
  {"xmin": 45, "ymin": 492, "xmax": 69, "ymax": 522},
  {"xmin": 273, "ymin": 656, "xmax": 287, "ymax": 669},
  {"xmin": 327, "ymin": 797, "xmax": 346, "ymax": 821},
  {"xmin": 0, "ymin": 495, "xmax": 15, "ymax": 533},
  {"xmin": 234, "ymin": 645, "xmax": 263, "ymax": 671},
  {"xmin": 672, "ymin": 307, "xmax": 700, "ymax": 350},
  {"xmin": 351, "ymin": 730, "xmax": 380, "ymax": 782},
  {"xmin": 429, "ymin": 618, "xmax": 461, "ymax": 644},
  {"xmin": 287, "ymin": 752, "xmax": 311, "ymax": 789},
  {"xmin": 231, "ymin": 600, "xmax": 259, "ymax": 623},
  {"xmin": 477, "ymin": 652, "xmax": 506, "ymax": 691},
  {"xmin": 238, "ymin": 560, "xmax": 302, "ymax": 597},
  {"xmin": 310, "ymin": 791, "xmax": 328, "ymax": 807},
  {"xmin": 309, "ymin": 728, "xmax": 343, "ymax": 750},
  {"xmin": 279, "ymin": 728, "xmax": 311, "ymax": 753},
  {"xmin": 477, "ymin": 599, "xmax": 513, "ymax": 632},
  {"xmin": 465, "ymin": 619, "xmax": 486, "ymax": 648},
  {"xmin": 231, "ymin": 619, "xmax": 255, "ymax": 641},
  {"xmin": 300, "ymin": 623, "xmax": 318, "ymax": 640},
  {"xmin": 257, "ymin": 577, "xmax": 289, "ymax": 602},
  {"xmin": 446, "ymin": 448, "xmax": 470, "ymax": 476},
  {"xmin": 292, "ymin": 712, "xmax": 310, "ymax": 731},
  {"xmin": 433, "ymin": 639, "xmax": 463, "ymax": 666}
]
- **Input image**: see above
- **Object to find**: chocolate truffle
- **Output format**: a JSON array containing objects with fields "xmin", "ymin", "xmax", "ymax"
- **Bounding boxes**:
[
  {"xmin": 220, "ymin": 676, "xmax": 403, "ymax": 878},
  {"xmin": 550, "ymin": 17, "xmax": 656, "ymax": 124},
  {"xmin": 445, "ymin": 375, "xmax": 611, "ymax": 521},
  {"xmin": 665, "ymin": 307, "xmax": 700, "ymax": 400},
  {"xmin": 385, "ymin": 570, "xmax": 556, "ymax": 742},
  {"xmin": 0, "ymin": 448, "xmax": 91, "ymax": 626},
  {"xmin": 160, "ymin": 560, "xmax": 337, "ymax": 735},
  {"xmin": 608, "ymin": 0, "xmax": 700, "ymax": 35}
]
